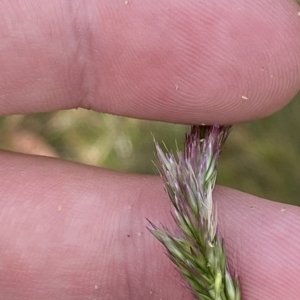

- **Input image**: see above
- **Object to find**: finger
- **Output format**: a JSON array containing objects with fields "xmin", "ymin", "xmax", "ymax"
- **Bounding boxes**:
[
  {"xmin": 0, "ymin": 0, "xmax": 300, "ymax": 124},
  {"xmin": 0, "ymin": 152, "xmax": 299, "ymax": 299}
]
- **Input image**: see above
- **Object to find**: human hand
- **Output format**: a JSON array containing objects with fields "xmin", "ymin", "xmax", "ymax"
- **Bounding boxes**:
[{"xmin": 0, "ymin": 1, "xmax": 300, "ymax": 299}]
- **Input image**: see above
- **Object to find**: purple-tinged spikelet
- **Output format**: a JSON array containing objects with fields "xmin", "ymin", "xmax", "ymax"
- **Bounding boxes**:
[{"xmin": 148, "ymin": 125, "xmax": 241, "ymax": 300}]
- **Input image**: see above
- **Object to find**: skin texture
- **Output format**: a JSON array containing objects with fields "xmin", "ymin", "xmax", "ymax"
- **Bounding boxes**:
[{"xmin": 0, "ymin": 0, "xmax": 300, "ymax": 299}]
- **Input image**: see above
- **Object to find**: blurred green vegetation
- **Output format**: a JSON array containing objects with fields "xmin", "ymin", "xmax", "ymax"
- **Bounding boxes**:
[{"xmin": 0, "ymin": 92, "xmax": 300, "ymax": 206}]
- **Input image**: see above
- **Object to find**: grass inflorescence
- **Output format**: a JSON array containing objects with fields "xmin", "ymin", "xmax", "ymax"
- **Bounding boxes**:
[{"xmin": 148, "ymin": 125, "xmax": 241, "ymax": 300}]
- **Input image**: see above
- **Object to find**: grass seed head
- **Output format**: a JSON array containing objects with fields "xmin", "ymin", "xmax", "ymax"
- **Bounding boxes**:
[{"xmin": 149, "ymin": 125, "xmax": 240, "ymax": 300}]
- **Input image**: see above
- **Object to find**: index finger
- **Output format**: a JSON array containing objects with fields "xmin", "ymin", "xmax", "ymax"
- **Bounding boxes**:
[{"xmin": 0, "ymin": 0, "xmax": 300, "ymax": 124}]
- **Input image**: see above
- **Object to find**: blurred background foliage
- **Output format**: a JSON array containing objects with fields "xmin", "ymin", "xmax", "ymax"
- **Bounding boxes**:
[{"xmin": 0, "ymin": 92, "xmax": 299, "ymax": 206}]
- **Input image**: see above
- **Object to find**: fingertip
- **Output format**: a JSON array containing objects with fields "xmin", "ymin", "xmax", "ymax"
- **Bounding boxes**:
[
  {"xmin": 0, "ymin": 0, "xmax": 299, "ymax": 123},
  {"xmin": 216, "ymin": 187, "xmax": 300, "ymax": 299},
  {"xmin": 1, "ymin": 152, "xmax": 300, "ymax": 299},
  {"xmin": 88, "ymin": 0, "xmax": 300, "ymax": 124}
]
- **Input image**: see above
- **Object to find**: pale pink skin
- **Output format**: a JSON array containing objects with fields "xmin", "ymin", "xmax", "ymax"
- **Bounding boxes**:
[{"xmin": 0, "ymin": 0, "xmax": 300, "ymax": 299}]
